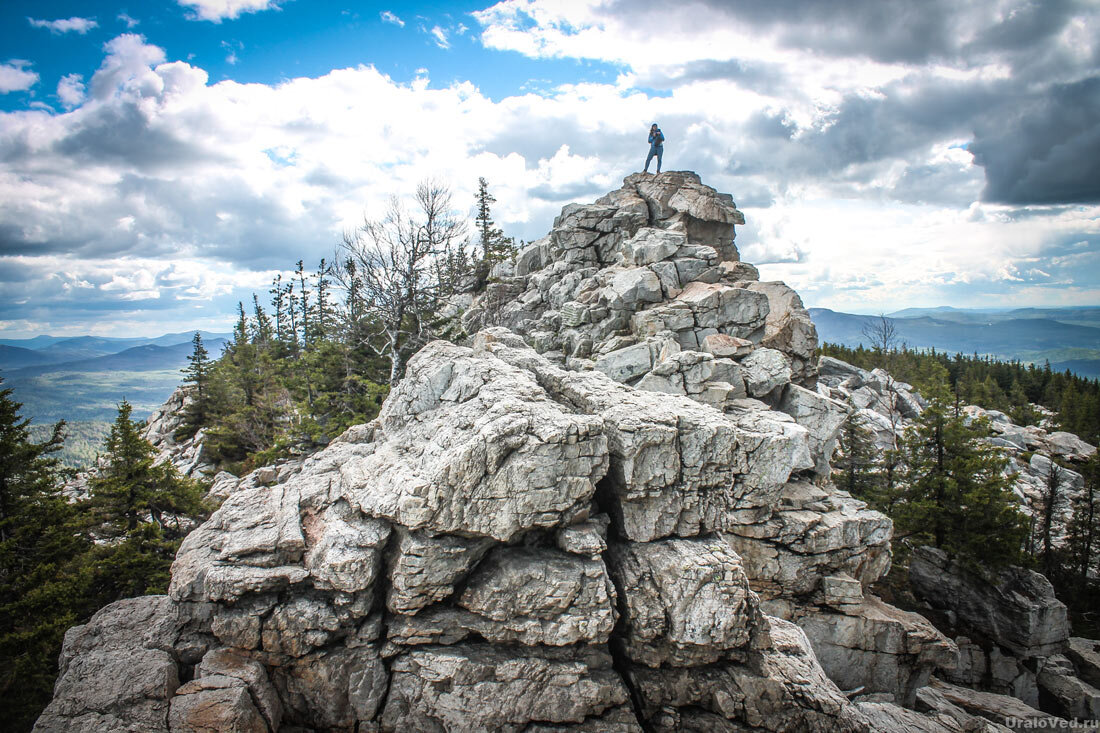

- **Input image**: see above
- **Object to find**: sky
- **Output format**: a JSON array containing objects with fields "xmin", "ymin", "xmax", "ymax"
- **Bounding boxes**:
[{"xmin": 1, "ymin": 0, "xmax": 1099, "ymax": 338}]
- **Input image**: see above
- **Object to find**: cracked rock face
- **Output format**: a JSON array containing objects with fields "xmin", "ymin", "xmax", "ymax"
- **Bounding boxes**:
[{"xmin": 37, "ymin": 173, "xmax": 937, "ymax": 733}]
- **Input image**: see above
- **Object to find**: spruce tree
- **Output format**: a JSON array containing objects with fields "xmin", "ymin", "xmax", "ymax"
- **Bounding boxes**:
[
  {"xmin": 896, "ymin": 396, "xmax": 1028, "ymax": 567},
  {"xmin": 90, "ymin": 401, "xmax": 204, "ymax": 535},
  {"xmin": 834, "ymin": 407, "xmax": 882, "ymax": 505},
  {"xmin": 176, "ymin": 332, "xmax": 212, "ymax": 439},
  {"xmin": 1065, "ymin": 454, "xmax": 1099, "ymax": 587},
  {"xmin": 0, "ymin": 380, "xmax": 91, "ymax": 730}
]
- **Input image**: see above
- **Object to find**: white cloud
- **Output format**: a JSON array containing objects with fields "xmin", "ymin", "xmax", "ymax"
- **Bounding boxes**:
[
  {"xmin": 28, "ymin": 16, "xmax": 99, "ymax": 34},
  {"xmin": 0, "ymin": 19, "xmax": 1098, "ymax": 334},
  {"xmin": 176, "ymin": 0, "xmax": 282, "ymax": 23},
  {"xmin": 118, "ymin": 12, "xmax": 140, "ymax": 29},
  {"xmin": 380, "ymin": 10, "xmax": 404, "ymax": 27},
  {"xmin": 430, "ymin": 26, "xmax": 451, "ymax": 49},
  {"xmin": 57, "ymin": 74, "xmax": 86, "ymax": 108},
  {"xmin": 0, "ymin": 60, "xmax": 39, "ymax": 93}
]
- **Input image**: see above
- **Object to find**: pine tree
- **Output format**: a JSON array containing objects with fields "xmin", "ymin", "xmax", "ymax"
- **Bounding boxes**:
[
  {"xmin": 86, "ymin": 401, "xmax": 206, "ymax": 601},
  {"xmin": 474, "ymin": 177, "xmax": 516, "ymax": 275},
  {"xmin": 834, "ymin": 407, "xmax": 882, "ymax": 505},
  {"xmin": 1065, "ymin": 454, "xmax": 1099, "ymax": 587},
  {"xmin": 0, "ymin": 380, "xmax": 91, "ymax": 730},
  {"xmin": 896, "ymin": 397, "xmax": 1028, "ymax": 567},
  {"xmin": 176, "ymin": 332, "xmax": 212, "ymax": 439}
]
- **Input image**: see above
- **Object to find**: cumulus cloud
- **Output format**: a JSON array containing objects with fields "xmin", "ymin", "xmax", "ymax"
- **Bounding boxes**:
[
  {"xmin": 380, "ymin": 10, "xmax": 404, "ymax": 27},
  {"xmin": 0, "ymin": 60, "xmax": 39, "ymax": 93},
  {"xmin": 118, "ymin": 12, "xmax": 140, "ymax": 29},
  {"xmin": 176, "ymin": 0, "xmax": 283, "ymax": 23},
  {"xmin": 27, "ymin": 16, "xmax": 99, "ymax": 34},
  {"xmin": 1, "ymin": 3, "xmax": 1099, "ymax": 334},
  {"xmin": 57, "ymin": 74, "xmax": 86, "ymax": 109},
  {"xmin": 474, "ymin": 0, "xmax": 1100, "ymax": 207}
]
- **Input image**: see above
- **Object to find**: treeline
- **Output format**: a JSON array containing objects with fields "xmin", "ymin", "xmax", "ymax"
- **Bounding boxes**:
[
  {"xmin": 821, "ymin": 342, "xmax": 1100, "ymax": 444},
  {"xmin": 178, "ymin": 178, "xmax": 517, "ymax": 473},
  {"xmin": 826, "ymin": 342, "xmax": 1100, "ymax": 635},
  {"xmin": 0, "ymin": 388, "xmax": 207, "ymax": 730}
]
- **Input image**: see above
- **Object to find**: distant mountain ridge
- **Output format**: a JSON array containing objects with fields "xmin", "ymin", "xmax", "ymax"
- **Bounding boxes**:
[
  {"xmin": 0, "ymin": 331, "xmax": 231, "ymax": 372},
  {"xmin": 0, "ymin": 331, "xmax": 231, "ymax": 426},
  {"xmin": 5, "ymin": 339, "xmax": 229, "ymax": 379},
  {"xmin": 811, "ymin": 307, "xmax": 1100, "ymax": 377}
]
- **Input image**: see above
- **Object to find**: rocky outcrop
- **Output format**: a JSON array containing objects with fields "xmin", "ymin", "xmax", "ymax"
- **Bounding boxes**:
[
  {"xmin": 37, "ymin": 172, "xmax": 971, "ymax": 731},
  {"xmin": 910, "ymin": 546, "xmax": 1070, "ymax": 660}
]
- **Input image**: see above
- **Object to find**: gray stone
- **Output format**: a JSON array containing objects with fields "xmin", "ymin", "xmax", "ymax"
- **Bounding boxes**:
[
  {"xmin": 607, "ymin": 537, "xmax": 768, "ymax": 667},
  {"xmin": 1067, "ymin": 637, "xmax": 1100, "ymax": 689},
  {"xmin": 339, "ymin": 341, "xmax": 609, "ymax": 542},
  {"xmin": 386, "ymin": 528, "xmax": 493, "ymax": 615},
  {"xmin": 381, "ymin": 644, "xmax": 631, "ymax": 732},
  {"xmin": 34, "ymin": 597, "xmax": 182, "ymax": 733},
  {"xmin": 925, "ymin": 677, "xmax": 1065, "ymax": 728},
  {"xmin": 777, "ymin": 383, "xmax": 849, "ymax": 475},
  {"xmin": 168, "ymin": 675, "xmax": 267, "ymax": 733},
  {"xmin": 740, "ymin": 348, "xmax": 792, "ymax": 398},
  {"xmin": 796, "ymin": 596, "xmax": 957, "ymax": 706},
  {"xmin": 1037, "ymin": 655, "xmax": 1100, "ymax": 721},
  {"xmin": 909, "ymin": 545, "xmax": 1070, "ymax": 658},
  {"xmin": 594, "ymin": 341, "xmax": 655, "ymax": 382},
  {"xmin": 626, "ymin": 618, "xmax": 870, "ymax": 732}
]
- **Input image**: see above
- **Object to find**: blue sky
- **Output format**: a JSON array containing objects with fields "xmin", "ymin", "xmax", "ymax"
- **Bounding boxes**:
[{"xmin": 1, "ymin": 0, "xmax": 1098, "ymax": 337}]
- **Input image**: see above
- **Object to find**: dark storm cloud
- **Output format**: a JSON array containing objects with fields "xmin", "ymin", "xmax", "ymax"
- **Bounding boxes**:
[
  {"xmin": 971, "ymin": 76, "xmax": 1100, "ymax": 205},
  {"xmin": 610, "ymin": 0, "xmax": 1087, "ymax": 65}
]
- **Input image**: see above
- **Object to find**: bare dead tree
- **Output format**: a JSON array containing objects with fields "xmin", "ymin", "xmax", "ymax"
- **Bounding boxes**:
[
  {"xmin": 862, "ymin": 313, "xmax": 905, "ymax": 449},
  {"xmin": 861, "ymin": 313, "xmax": 899, "ymax": 354},
  {"xmin": 335, "ymin": 180, "xmax": 467, "ymax": 386}
]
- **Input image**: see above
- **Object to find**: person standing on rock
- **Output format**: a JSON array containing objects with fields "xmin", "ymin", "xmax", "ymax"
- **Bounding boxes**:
[{"xmin": 644, "ymin": 123, "xmax": 664, "ymax": 174}]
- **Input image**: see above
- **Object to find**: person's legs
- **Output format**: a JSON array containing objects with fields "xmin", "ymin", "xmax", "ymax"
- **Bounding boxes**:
[
  {"xmin": 644, "ymin": 149, "xmax": 655, "ymax": 173},
  {"xmin": 656, "ymin": 147, "xmax": 662, "ymax": 173}
]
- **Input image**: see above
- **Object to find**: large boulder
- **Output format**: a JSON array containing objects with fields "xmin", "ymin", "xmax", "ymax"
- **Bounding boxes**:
[{"xmin": 909, "ymin": 546, "xmax": 1070, "ymax": 659}]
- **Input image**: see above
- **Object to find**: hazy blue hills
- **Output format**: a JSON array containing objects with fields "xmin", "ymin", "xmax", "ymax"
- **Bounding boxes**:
[
  {"xmin": 0, "ymin": 332, "xmax": 231, "ymax": 427},
  {"xmin": 0, "ymin": 331, "xmax": 231, "ymax": 371},
  {"xmin": 811, "ymin": 307, "xmax": 1100, "ymax": 377},
  {"xmin": 5, "ymin": 339, "xmax": 229, "ymax": 380}
]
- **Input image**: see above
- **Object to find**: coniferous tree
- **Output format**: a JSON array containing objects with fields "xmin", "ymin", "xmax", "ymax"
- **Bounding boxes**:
[
  {"xmin": 474, "ymin": 177, "xmax": 516, "ymax": 276},
  {"xmin": 1065, "ymin": 454, "xmax": 1099, "ymax": 588},
  {"xmin": 834, "ymin": 407, "xmax": 882, "ymax": 504},
  {"xmin": 0, "ymin": 380, "xmax": 92, "ymax": 731},
  {"xmin": 90, "ymin": 401, "xmax": 205, "ymax": 536},
  {"xmin": 895, "ymin": 395, "xmax": 1028, "ymax": 567},
  {"xmin": 176, "ymin": 332, "xmax": 212, "ymax": 440}
]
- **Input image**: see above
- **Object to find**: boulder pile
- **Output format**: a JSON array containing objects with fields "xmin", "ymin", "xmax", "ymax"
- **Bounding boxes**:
[{"xmin": 34, "ymin": 172, "xmax": 1093, "ymax": 731}]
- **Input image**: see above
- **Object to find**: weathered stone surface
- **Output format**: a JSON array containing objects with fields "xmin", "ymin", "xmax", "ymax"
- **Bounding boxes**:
[
  {"xmin": 910, "ymin": 546, "xmax": 1070, "ymax": 658},
  {"xmin": 168, "ymin": 675, "xmax": 267, "ymax": 733},
  {"xmin": 777, "ymin": 383, "xmax": 849, "ymax": 475},
  {"xmin": 1067, "ymin": 637, "xmax": 1100, "ymax": 689},
  {"xmin": 340, "ymin": 341, "xmax": 609, "ymax": 541},
  {"xmin": 34, "ymin": 597, "xmax": 183, "ymax": 733},
  {"xmin": 740, "ymin": 347, "xmax": 792, "ymax": 398},
  {"xmin": 594, "ymin": 341, "xmax": 655, "ymax": 382},
  {"xmin": 381, "ymin": 644, "xmax": 631, "ymax": 732},
  {"xmin": 1037, "ymin": 654, "xmax": 1100, "ymax": 721},
  {"xmin": 389, "ymin": 547, "xmax": 617, "ymax": 647},
  {"xmin": 926, "ymin": 677, "xmax": 1066, "ymax": 728},
  {"xmin": 724, "ymin": 482, "xmax": 892, "ymax": 598},
  {"xmin": 196, "ymin": 648, "xmax": 281, "ymax": 730},
  {"xmin": 796, "ymin": 596, "xmax": 958, "ymax": 706},
  {"xmin": 607, "ymin": 537, "xmax": 767, "ymax": 667},
  {"xmin": 627, "ymin": 618, "xmax": 870, "ymax": 732},
  {"xmin": 386, "ymin": 528, "xmax": 494, "ymax": 614}
]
